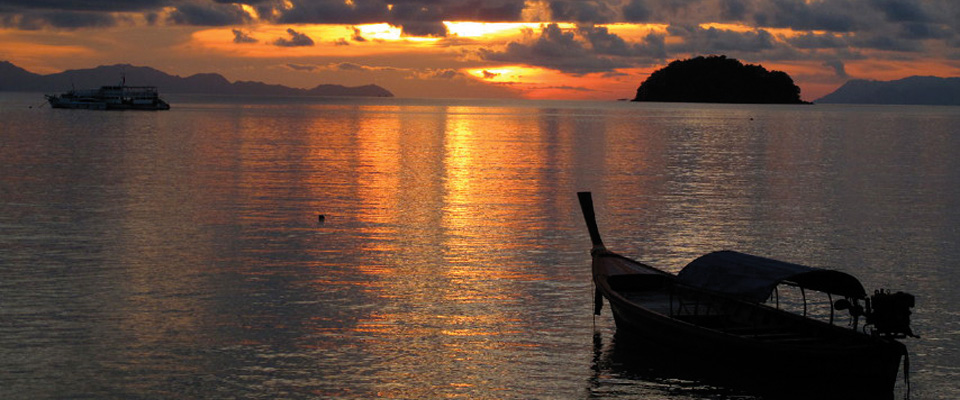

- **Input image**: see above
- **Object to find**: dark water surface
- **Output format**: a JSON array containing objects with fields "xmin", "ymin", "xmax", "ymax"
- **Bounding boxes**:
[{"xmin": 1, "ymin": 94, "xmax": 957, "ymax": 399}]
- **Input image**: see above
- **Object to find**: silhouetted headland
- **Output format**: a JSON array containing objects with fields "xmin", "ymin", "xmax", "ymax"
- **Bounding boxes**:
[
  {"xmin": 816, "ymin": 76, "xmax": 960, "ymax": 105},
  {"xmin": 633, "ymin": 55, "xmax": 806, "ymax": 104},
  {"xmin": 0, "ymin": 61, "xmax": 393, "ymax": 97}
]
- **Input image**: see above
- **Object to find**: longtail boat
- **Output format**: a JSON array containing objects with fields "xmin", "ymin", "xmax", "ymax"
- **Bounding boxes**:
[{"xmin": 578, "ymin": 192, "xmax": 916, "ymax": 399}]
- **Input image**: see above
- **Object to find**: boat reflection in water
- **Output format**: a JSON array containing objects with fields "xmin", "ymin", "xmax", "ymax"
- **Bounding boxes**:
[
  {"xmin": 579, "ymin": 192, "xmax": 917, "ymax": 400},
  {"xmin": 592, "ymin": 331, "xmax": 766, "ymax": 399}
]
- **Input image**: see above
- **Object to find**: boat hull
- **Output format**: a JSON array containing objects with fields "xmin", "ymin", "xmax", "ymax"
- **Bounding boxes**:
[
  {"xmin": 47, "ymin": 98, "xmax": 170, "ymax": 110},
  {"xmin": 593, "ymin": 252, "xmax": 905, "ymax": 400}
]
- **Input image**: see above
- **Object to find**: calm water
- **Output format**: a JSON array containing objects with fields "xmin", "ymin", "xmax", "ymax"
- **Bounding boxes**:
[{"xmin": 1, "ymin": 93, "xmax": 958, "ymax": 399}]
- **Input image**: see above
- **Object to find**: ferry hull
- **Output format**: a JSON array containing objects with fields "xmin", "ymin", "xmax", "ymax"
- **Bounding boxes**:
[
  {"xmin": 45, "ymin": 85, "xmax": 170, "ymax": 111},
  {"xmin": 47, "ymin": 98, "xmax": 170, "ymax": 110}
]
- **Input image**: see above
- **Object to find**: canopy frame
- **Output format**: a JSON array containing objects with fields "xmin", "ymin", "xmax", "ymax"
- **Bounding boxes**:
[{"xmin": 677, "ymin": 250, "xmax": 868, "ymax": 304}]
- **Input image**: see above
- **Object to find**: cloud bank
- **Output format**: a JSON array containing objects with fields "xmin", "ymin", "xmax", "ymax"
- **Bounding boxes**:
[{"xmin": 1, "ymin": 0, "xmax": 958, "ymax": 98}]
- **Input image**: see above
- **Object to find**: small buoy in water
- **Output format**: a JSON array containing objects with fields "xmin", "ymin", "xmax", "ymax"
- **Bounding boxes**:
[{"xmin": 318, "ymin": 214, "xmax": 325, "ymax": 224}]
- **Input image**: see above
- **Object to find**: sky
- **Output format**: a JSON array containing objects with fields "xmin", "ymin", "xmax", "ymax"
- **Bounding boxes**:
[{"xmin": 2, "ymin": 0, "xmax": 959, "ymax": 101}]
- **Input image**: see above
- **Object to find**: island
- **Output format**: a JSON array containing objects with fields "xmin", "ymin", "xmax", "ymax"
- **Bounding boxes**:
[{"xmin": 633, "ymin": 55, "xmax": 806, "ymax": 104}]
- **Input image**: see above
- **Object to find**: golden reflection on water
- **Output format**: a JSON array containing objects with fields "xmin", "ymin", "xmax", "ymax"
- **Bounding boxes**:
[
  {"xmin": 3, "ymin": 98, "xmax": 959, "ymax": 399},
  {"xmin": 354, "ymin": 107, "xmax": 403, "ymax": 230},
  {"xmin": 310, "ymin": 104, "xmax": 582, "ymax": 398}
]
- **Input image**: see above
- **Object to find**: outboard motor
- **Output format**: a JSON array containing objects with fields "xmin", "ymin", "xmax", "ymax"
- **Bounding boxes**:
[{"xmin": 865, "ymin": 289, "xmax": 918, "ymax": 338}]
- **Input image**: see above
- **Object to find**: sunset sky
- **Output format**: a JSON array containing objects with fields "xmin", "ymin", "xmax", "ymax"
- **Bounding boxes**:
[{"xmin": 2, "ymin": 0, "xmax": 959, "ymax": 100}]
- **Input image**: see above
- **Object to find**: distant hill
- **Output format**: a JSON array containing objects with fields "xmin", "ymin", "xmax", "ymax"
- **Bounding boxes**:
[
  {"xmin": 816, "ymin": 76, "xmax": 960, "ymax": 105},
  {"xmin": 0, "ymin": 61, "xmax": 393, "ymax": 97},
  {"xmin": 634, "ymin": 55, "xmax": 806, "ymax": 104}
]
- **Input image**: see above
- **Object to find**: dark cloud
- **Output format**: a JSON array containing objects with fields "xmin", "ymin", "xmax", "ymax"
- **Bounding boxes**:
[
  {"xmin": 640, "ymin": 32, "xmax": 668, "ymax": 59},
  {"xmin": 580, "ymin": 24, "xmax": 633, "ymax": 55},
  {"xmin": 0, "ymin": 0, "xmax": 957, "ymax": 67},
  {"xmin": 168, "ymin": 3, "xmax": 250, "ymax": 26},
  {"xmin": 0, "ymin": 9, "xmax": 119, "ymax": 29},
  {"xmin": 668, "ymin": 24, "xmax": 775, "ymax": 53},
  {"xmin": 418, "ymin": 69, "xmax": 461, "ymax": 79},
  {"xmin": 480, "ymin": 23, "xmax": 639, "ymax": 74},
  {"xmin": 622, "ymin": 0, "xmax": 651, "ymax": 22},
  {"xmin": 397, "ymin": 20, "xmax": 448, "ymax": 37},
  {"xmin": 388, "ymin": 3, "xmax": 447, "ymax": 37},
  {"xmin": 720, "ymin": 0, "xmax": 748, "ymax": 20},
  {"xmin": 756, "ymin": 0, "xmax": 859, "ymax": 32},
  {"xmin": 660, "ymin": 0, "xmax": 710, "ymax": 15},
  {"xmin": 788, "ymin": 32, "xmax": 848, "ymax": 49},
  {"xmin": 329, "ymin": 62, "xmax": 403, "ymax": 73},
  {"xmin": 550, "ymin": 1, "xmax": 617, "ymax": 23},
  {"xmin": 274, "ymin": 28, "xmax": 315, "ymax": 47},
  {"xmin": 899, "ymin": 22, "xmax": 952, "ymax": 40},
  {"xmin": 851, "ymin": 33, "xmax": 922, "ymax": 51},
  {"xmin": 272, "ymin": 0, "xmax": 389, "ymax": 25},
  {"xmin": 232, "ymin": 28, "xmax": 258, "ymax": 43},
  {"xmin": 869, "ymin": 0, "xmax": 930, "ymax": 23},
  {"xmin": 823, "ymin": 59, "xmax": 849, "ymax": 79},
  {"xmin": 0, "ymin": 0, "xmax": 162, "ymax": 28},
  {"xmin": 482, "ymin": 70, "xmax": 500, "ymax": 79},
  {"xmin": 480, "ymin": 24, "xmax": 667, "ymax": 74},
  {"xmin": 244, "ymin": 0, "xmax": 525, "ymax": 38},
  {"xmin": 0, "ymin": 0, "xmax": 169, "ymax": 12},
  {"xmin": 267, "ymin": 0, "xmax": 526, "ymax": 26},
  {"xmin": 286, "ymin": 63, "xmax": 317, "ymax": 71},
  {"xmin": 442, "ymin": 0, "xmax": 526, "ymax": 21},
  {"xmin": 265, "ymin": 0, "xmax": 468, "ymax": 37},
  {"xmin": 144, "ymin": 11, "xmax": 159, "ymax": 25},
  {"xmin": 579, "ymin": 24, "xmax": 666, "ymax": 59},
  {"xmin": 351, "ymin": 27, "xmax": 367, "ymax": 42},
  {"xmin": 335, "ymin": 62, "xmax": 373, "ymax": 72}
]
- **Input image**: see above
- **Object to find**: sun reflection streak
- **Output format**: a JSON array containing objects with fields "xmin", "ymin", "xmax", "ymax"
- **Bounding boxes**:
[{"xmin": 296, "ymin": 104, "xmax": 576, "ymax": 398}]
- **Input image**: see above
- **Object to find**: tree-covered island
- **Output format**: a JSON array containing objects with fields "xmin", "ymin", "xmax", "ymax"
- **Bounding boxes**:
[{"xmin": 634, "ymin": 55, "xmax": 807, "ymax": 104}]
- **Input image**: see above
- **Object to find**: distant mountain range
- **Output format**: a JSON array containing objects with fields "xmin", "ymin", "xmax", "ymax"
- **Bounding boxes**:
[
  {"xmin": 0, "ymin": 61, "xmax": 393, "ymax": 97},
  {"xmin": 816, "ymin": 76, "xmax": 960, "ymax": 105}
]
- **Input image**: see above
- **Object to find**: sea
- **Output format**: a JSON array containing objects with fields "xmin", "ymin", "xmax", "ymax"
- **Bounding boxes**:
[{"xmin": 1, "ymin": 92, "xmax": 957, "ymax": 399}]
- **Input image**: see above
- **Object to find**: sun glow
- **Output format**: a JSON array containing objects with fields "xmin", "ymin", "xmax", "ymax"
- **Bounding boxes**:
[
  {"xmin": 0, "ymin": 30, "xmax": 94, "ymax": 71},
  {"xmin": 467, "ymin": 66, "xmax": 529, "ymax": 83},
  {"xmin": 604, "ymin": 23, "xmax": 670, "ymax": 37},
  {"xmin": 238, "ymin": 4, "xmax": 260, "ymax": 20},
  {"xmin": 189, "ymin": 22, "xmax": 452, "ymax": 57},
  {"xmin": 463, "ymin": 65, "xmax": 639, "ymax": 100},
  {"xmin": 190, "ymin": 21, "xmax": 677, "ymax": 61},
  {"xmin": 14, "ymin": 15, "xmax": 945, "ymax": 101},
  {"xmin": 444, "ymin": 21, "xmax": 545, "ymax": 38},
  {"xmin": 354, "ymin": 23, "xmax": 403, "ymax": 41}
]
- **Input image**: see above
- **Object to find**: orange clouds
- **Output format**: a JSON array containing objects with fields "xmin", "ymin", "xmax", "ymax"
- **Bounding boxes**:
[{"xmin": 2, "ymin": 0, "xmax": 959, "ymax": 101}]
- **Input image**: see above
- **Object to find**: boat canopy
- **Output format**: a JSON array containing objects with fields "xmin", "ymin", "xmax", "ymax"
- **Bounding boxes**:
[{"xmin": 677, "ymin": 251, "xmax": 867, "ymax": 303}]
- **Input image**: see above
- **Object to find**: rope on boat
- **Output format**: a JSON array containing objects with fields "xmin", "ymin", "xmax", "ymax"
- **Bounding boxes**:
[
  {"xmin": 594, "ymin": 287, "xmax": 603, "ymax": 316},
  {"xmin": 903, "ymin": 348, "xmax": 911, "ymax": 400}
]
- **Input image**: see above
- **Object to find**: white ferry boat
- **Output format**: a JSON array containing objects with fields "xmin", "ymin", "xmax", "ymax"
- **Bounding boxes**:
[{"xmin": 46, "ymin": 83, "xmax": 170, "ymax": 110}]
